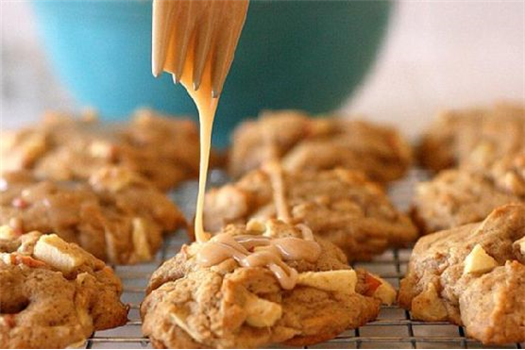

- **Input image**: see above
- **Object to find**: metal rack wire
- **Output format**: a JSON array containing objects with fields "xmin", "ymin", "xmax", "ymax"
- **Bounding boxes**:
[{"xmin": 84, "ymin": 170, "xmax": 524, "ymax": 349}]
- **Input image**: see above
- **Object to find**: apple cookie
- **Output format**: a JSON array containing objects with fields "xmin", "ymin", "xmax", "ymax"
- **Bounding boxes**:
[
  {"xmin": 0, "ymin": 228, "xmax": 128, "ymax": 348},
  {"xmin": 0, "ymin": 168, "xmax": 185, "ymax": 264},
  {"xmin": 228, "ymin": 110, "xmax": 412, "ymax": 183},
  {"xmin": 418, "ymin": 102, "xmax": 525, "ymax": 172},
  {"xmin": 141, "ymin": 220, "xmax": 396, "ymax": 348},
  {"xmin": 398, "ymin": 204, "xmax": 525, "ymax": 344},
  {"xmin": 412, "ymin": 153, "xmax": 525, "ymax": 234},
  {"xmin": 0, "ymin": 109, "xmax": 222, "ymax": 190},
  {"xmin": 204, "ymin": 167, "xmax": 417, "ymax": 261}
]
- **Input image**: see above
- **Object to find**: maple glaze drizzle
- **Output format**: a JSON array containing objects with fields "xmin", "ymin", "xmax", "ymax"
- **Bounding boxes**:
[{"xmin": 196, "ymin": 230, "xmax": 321, "ymax": 290}]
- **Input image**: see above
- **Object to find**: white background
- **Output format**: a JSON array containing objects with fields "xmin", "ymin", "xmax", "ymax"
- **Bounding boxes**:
[{"xmin": 2, "ymin": 0, "xmax": 525, "ymax": 137}]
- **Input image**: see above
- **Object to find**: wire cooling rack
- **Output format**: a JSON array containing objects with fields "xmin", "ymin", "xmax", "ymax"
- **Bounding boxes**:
[{"xmin": 84, "ymin": 169, "xmax": 524, "ymax": 349}]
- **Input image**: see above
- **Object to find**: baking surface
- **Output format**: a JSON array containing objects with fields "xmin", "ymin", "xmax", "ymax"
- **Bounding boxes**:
[{"xmin": 82, "ymin": 169, "xmax": 524, "ymax": 349}]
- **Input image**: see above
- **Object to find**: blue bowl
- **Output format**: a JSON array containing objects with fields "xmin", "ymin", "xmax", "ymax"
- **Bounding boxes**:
[{"xmin": 32, "ymin": 0, "xmax": 391, "ymax": 147}]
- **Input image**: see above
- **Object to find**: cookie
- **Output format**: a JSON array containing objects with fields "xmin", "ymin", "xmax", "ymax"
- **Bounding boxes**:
[
  {"xmin": 141, "ymin": 220, "xmax": 396, "ymax": 348},
  {"xmin": 466, "ymin": 152, "xmax": 525, "ymax": 196},
  {"xmin": 412, "ymin": 153, "xmax": 525, "ymax": 234},
  {"xmin": 398, "ymin": 204, "xmax": 525, "ymax": 344},
  {"xmin": 0, "ymin": 167, "xmax": 186, "ymax": 264},
  {"xmin": 204, "ymin": 167, "xmax": 417, "ymax": 261},
  {"xmin": 228, "ymin": 110, "xmax": 412, "ymax": 183},
  {"xmin": 0, "ymin": 109, "xmax": 222, "ymax": 190},
  {"xmin": 460, "ymin": 261, "xmax": 525, "ymax": 344},
  {"xmin": 0, "ymin": 228, "xmax": 128, "ymax": 348},
  {"xmin": 418, "ymin": 102, "xmax": 525, "ymax": 172}
]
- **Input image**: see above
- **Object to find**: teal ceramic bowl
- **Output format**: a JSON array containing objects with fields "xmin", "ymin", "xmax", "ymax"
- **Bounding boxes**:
[{"xmin": 32, "ymin": 0, "xmax": 391, "ymax": 147}]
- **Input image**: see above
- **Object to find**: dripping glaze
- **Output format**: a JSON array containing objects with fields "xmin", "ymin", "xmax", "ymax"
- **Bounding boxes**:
[
  {"xmin": 152, "ymin": 0, "xmax": 249, "ymax": 243},
  {"xmin": 151, "ymin": 1, "xmax": 323, "ymax": 289}
]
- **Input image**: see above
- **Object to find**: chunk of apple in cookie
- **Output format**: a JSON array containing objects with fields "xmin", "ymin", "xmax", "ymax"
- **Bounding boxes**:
[
  {"xmin": 464, "ymin": 244, "xmax": 498, "ymax": 275},
  {"xmin": 89, "ymin": 140, "xmax": 116, "ymax": 160},
  {"xmin": 411, "ymin": 282, "xmax": 448, "ymax": 321},
  {"xmin": 89, "ymin": 167, "xmax": 143, "ymax": 192},
  {"xmin": 514, "ymin": 237, "xmax": 525, "ymax": 260},
  {"xmin": 131, "ymin": 218, "xmax": 152, "ymax": 262},
  {"xmin": 33, "ymin": 234, "xmax": 88, "ymax": 273},
  {"xmin": 296, "ymin": 270, "xmax": 395, "ymax": 304},
  {"xmin": 246, "ymin": 219, "xmax": 266, "ymax": 233},
  {"xmin": 366, "ymin": 274, "xmax": 397, "ymax": 306},
  {"xmin": 244, "ymin": 293, "xmax": 283, "ymax": 328},
  {"xmin": 0, "ymin": 225, "xmax": 17, "ymax": 240},
  {"xmin": 297, "ymin": 270, "xmax": 357, "ymax": 294}
]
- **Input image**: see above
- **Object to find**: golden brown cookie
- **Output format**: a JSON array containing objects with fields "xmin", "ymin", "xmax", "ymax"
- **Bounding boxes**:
[
  {"xmin": 418, "ymin": 102, "xmax": 525, "ymax": 172},
  {"xmin": 412, "ymin": 153, "xmax": 525, "ymax": 234},
  {"xmin": 0, "ymin": 109, "xmax": 222, "ymax": 190},
  {"xmin": 0, "ymin": 228, "xmax": 128, "ymax": 348},
  {"xmin": 141, "ymin": 220, "xmax": 395, "ymax": 348},
  {"xmin": 204, "ymin": 168, "xmax": 417, "ymax": 261},
  {"xmin": 0, "ymin": 168, "xmax": 186, "ymax": 264},
  {"xmin": 228, "ymin": 110, "xmax": 412, "ymax": 183},
  {"xmin": 466, "ymin": 152, "xmax": 525, "ymax": 196},
  {"xmin": 399, "ymin": 204, "xmax": 525, "ymax": 344},
  {"xmin": 459, "ymin": 261, "xmax": 525, "ymax": 344}
]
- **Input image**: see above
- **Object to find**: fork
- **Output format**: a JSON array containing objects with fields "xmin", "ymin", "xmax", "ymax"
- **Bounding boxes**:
[{"xmin": 152, "ymin": 0, "xmax": 249, "ymax": 98}]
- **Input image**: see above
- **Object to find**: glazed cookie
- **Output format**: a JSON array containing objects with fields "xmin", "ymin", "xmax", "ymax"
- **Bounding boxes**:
[
  {"xmin": 0, "ymin": 109, "xmax": 221, "ymax": 190},
  {"xmin": 398, "ymin": 204, "xmax": 525, "ymax": 344},
  {"xmin": 204, "ymin": 168, "xmax": 418, "ymax": 261},
  {"xmin": 412, "ymin": 153, "xmax": 525, "ymax": 234},
  {"xmin": 142, "ymin": 220, "xmax": 396, "ymax": 348},
  {"xmin": 0, "ymin": 228, "xmax": 128, "ymax": 348},
  {"xmin": 228, "ymin": 110, "xmax": 412, "ymax": 183},
  {"xmin": 0, "ymin": 168, "xmax": 185, "ymax": 264},
  {"xmin": 418, "ymin": 102, "xmax": 525, "ymax": 172}
]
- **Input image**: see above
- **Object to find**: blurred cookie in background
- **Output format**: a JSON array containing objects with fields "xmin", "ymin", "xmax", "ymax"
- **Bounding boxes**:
[
  {"xmin": 412, "ymin": 153, "xmax": 525, "ymax": 234},
  {"xmin": 418, "ymin": 102, "xmax": 525, "ymax": 172},
  {"xmin": 0, "ymin": 167, "xmax": 186, "ymax": 264},
  {"xmin": 0, "ymin": 109, "xmax": 223, "ymax": 191},
  {"xmin": 228, "ymin": 110, "xmax": 413, "ymax": 184}
]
